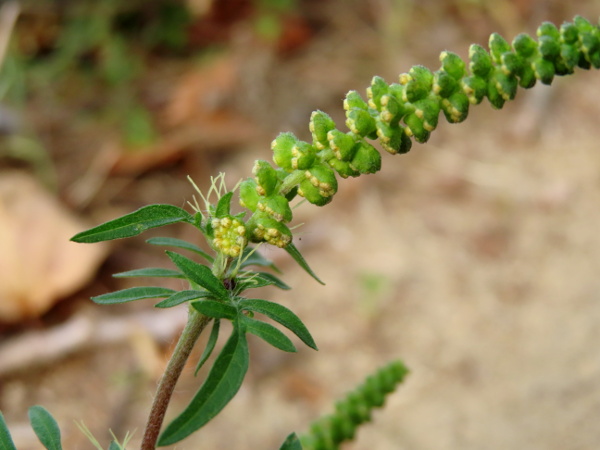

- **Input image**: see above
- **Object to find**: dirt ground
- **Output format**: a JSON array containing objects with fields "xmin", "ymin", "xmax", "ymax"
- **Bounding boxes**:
[{"xmin": 2, "ymin": 1, "xmax": 600, "ymax": 449}]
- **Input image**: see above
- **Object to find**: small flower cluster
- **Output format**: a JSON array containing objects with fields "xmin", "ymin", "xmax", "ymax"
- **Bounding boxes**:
[
  {"xmin": 211, "ymin": 216, "xmax": 247, "ymax": 258},
  {"xmin": 237, "ymin": 16, "xmax": 599, "ymax": 248}
]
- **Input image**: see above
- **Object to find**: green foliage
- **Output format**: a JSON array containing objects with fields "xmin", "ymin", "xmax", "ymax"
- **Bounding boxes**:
[
  {"xmin": 300, "ymin": 360, "xmax": 409, "ymax": 449},
  {"xmin": 0, "ymin": 406, "xmax": 63, "ymax": 450}
]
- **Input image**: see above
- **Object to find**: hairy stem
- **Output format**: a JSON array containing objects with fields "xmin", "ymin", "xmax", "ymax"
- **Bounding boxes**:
[{"xmin": 141, "ymin": 307, "xmax": 212, "ymax": 449}]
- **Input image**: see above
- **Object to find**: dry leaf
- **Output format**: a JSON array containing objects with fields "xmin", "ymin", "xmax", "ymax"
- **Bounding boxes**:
[{"xmin": 0, "ymin": 171, "xmax": 108, "ymax": 323}]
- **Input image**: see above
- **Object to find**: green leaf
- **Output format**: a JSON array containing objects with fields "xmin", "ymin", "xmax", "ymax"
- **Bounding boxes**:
[
  {"xmin": 191, "ymin": 300, "xmax": 237, "ymax": 320},
  {"xmin": 158, "ymin": 324, "xmax": 249, "ymax": 446},
  {"xmin": 28, "ymin": 406, "xmax": 62, "ymax": 450},
  {"xmin": 195, "ymin": 319, "xmax": 220, "ymax": 375},
  {"xmin": 280, "ymin": 432, "xmax": 303, "ymax": 450},
  {"xmin": 236, "ymin": 272, "xmax": 291, "ymax": 291},
  {"xmin": 0, "ymin": 411, "xmax": 17, "ymax": 450},
  {"xmin": 239, "ymin": 299, "xmax": 317, "ymax": 350},
  {"xmin": 71, "ymin": 205, "xmax": 193, "ymax": 243},
  {"xmin": 113, "ymin": 268, "xmax": 184, "ymax": 279},
  {"xmin": 284, "ymin": 243, "xmax": 325, "ymax": 285},
  {"xmin": 154, "ymin": 290, "xmax": 212, "ymax": 308},
  {"xmin": 146, "ymin": 237, "xmax": 214, "ymax": 263},
  {"xmin": 166, "ymin": 251, "xmax": 229, "ymax": 301},
  {"xmin": 240, "ymin": 246, "xmax": 280, "ymax": 272},
  {"xmin": 92, "ymin": 287, "xmax": 175, "ymax": 305},
  {"xmin": 108, "ymin": 442, "xmax": 120, "ymax": 450},
  {"xmin": 241, "ymin": 315, "xmax": 296, "ymax": 353},
  {"xmin": 215, "ymin": 192, "xmax": 234, "ymax": 218}
]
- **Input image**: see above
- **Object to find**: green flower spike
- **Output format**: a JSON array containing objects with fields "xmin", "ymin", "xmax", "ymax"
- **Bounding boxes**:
[{"xmin": 211, "ymin": 216, "xmax": 247, "ymax": 258}]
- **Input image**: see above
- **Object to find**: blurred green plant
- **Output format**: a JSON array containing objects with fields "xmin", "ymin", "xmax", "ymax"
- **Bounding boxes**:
[{"xmin": 1, "ymin": 13, "xmax": 599, "ymax": 450}]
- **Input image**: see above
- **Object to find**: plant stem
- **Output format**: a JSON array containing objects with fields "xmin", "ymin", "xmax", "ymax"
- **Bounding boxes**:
[{"xmin": 141, "ymin": 306, "xmax": 211, "ymax": 449}]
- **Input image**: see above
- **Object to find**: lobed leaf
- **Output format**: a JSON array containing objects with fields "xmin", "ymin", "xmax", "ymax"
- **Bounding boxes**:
[
  {"xmin": 71, "ymin": 205, "xmax": 193, "ymax": 243},
  {"xmin": 158, "ymin": 324, "xmax": 249, "ymax": 446},
  {"xmin": 239, "ymin": 298, "xmax": 317, "ymax": 350},
  {"xmin": 166, "ymin": 251, "xmax": 229, "ymax": 301},
  {"xmin": 28, "ymin": 406, "xmax": 62, "ymax": 450},
  {"xmin": 92, "ymin": 287, "xmax": 175, "ymax": 305},
  {"xmin": 284, "ymin": 243, "xmax": 325, "ymax": 285},
  {"xmin": 154, "ymin": 290, "xmax": 212, "ymax": 308},
  {"xmin": 0, "ymin": 411, "xmax": 17, "ymax": 450},
  {"xmin": 146, "ymin": 237, "xmax": 214, "ymax": 263},
  {"xmin": 241, "ymin": 315, "xmax": 297, "ymax": 353}
]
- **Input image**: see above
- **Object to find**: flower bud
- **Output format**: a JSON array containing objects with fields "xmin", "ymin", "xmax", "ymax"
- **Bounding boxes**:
[
  {"xmin": 401, "ymin": 65, "xmax": 434, "ymax": 103},
  {"xmin": 291, "ymin": 141, "xmax": 317, "ymax": 170},
  {"xmin": 344, "ymin": 90, "xmax": 369, "ymax": 111},
  {"xmin": 346, "ymin": 107, "xmax": 377, "ymax": 137},
  {"xmin": 461, "ymin": 75, "xmax": 487, "ymax": 104},
  {"xmin": 257, "ymin": 194, "xmax": 293, "ymax": 223},
  {"xmin": 489, "ymin": 33, "xmax": 511, "ymax": 64},
  {"xmin": 486, "ymin": 75, "xmax": 506, "ymax": 109},
  {"xmin": 469, "ymin": 44, "xmax": 493, "ymax": 77},
  {"xmin": 211, "ymin": 215, "xmax": 247, "ymax": 257},
  {"xmin": 560, "ymin": 22, "xmax": 579, "ymax": 45},
  {"xmin": 253, "ymin": 160, "xmax": 279, "ymax": 196},
  {"xmin": 538, "ymin": 35, "xmax": 560, "ymax": 60},
  {"xmin": 440, "ymin": 51, "xmax": 466, "ymax": 80},
  {"xmin": 375, "ymin": 120, "xmax": 411, "ymax": 155},
  {"xmin": 532, "ymin": 57, "xmax": 555, "ymax": 85},
  {"xmin": 537, "ymin": 21, "xmax": 560, "ymax": 40},
  {"xmin": 272, "ymin": 132, "xmax": 298, "ymax": 171},
  {"xmin": 298, "ymin": 164, "xmax": 338, "ymax": 206},
  {"xmin": 327, "ymin": 157, "xmax": 360, "ymax": 178},
  {"xmin": 413, "ymin": 97, "xmax": 441, "ymax": 132},
  {"xmin": 310, "ymin": 110, "xmax": 336, "ymax": 149},
  {"xmin": 433, "ymin": 70, "xmax": 459, "ymax": 98},
  {"xmin": 404, "ymin": 113, "xmax": 430, "ymax": 143},
  {"xmin": 513, "ymin": 33, "xmax": 538, "ymax": 58},
  {"xmin": 349, "ymin": 141, "xmax": 381, "ymax": 174},
  {"xmin": 239, "ymin": 178, "xmax": 260, "ymax": 211},
  {"xmin": 327, "ymin": 129, "xmax": 357, "ymax": 161},
  {"xmin": 246, "ymin": 212, "xmax": 292, "ymax": 248},
  {"xmin": 440, "ymin": 91, "xmax": 469, "ymax": 123},
  {"xmin": 491, "ymin": 68, "xmax": 517, "ymax": 101},
  {"xmin": 367, "ymin": 76, "xmax": 389, "ymax": 109}
]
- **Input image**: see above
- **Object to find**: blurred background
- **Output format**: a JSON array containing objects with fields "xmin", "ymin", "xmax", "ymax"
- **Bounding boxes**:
[{"xmin": 1, "ymin": 0, "xmax": 600, "ymax": 448}]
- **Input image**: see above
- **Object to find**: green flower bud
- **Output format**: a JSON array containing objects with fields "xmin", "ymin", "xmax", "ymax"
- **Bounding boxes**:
[
  {"xmin": 310, "ymin": 110, "xmax": 336, "ymax": 149},
  {"xmin": 375, "ymin": 120, "xmax": 411, "ymax": 155},
  {"xmin": 404, "ymin": 113, "xmax": 430, "ymax": 143},
  {"xmin": 327, "ymin": 129, "xmax": 357, "ymax": 161},
  {"xmin": 532, "ymin": 57, "xmax": 555, "ymax": 85},
  {"xmin": 401, "ymin": 65, "xmax": 434, "ymax": 102},
  {"xmin": 580, "ymin": 32, "xmax": 600, "ymax": 68},
  {"xmin": 272, "ymin": 132, "xmax": 298, "ymax": 171},
  {"xmin": 500, "ymin": 52, "xmax": 523, "ymax": 77},
  {"xmin": 512, "ymin": 33, "xmax": 538, "ymax": 58},
  {"xmin": 440, "ymin": 91, "xmax": 469, "ymax": 123},
  {"xmin": 516, "ymin": 63, "xmax": 537, "ymax": 88},
  {"xmin": 211, "ymin": 215, "xmax": 247, "ymax": 257},
  {"xmin": 461, "ymin": 76, "xmax": 487, "ymax": 104},
  {"xmin": 440, "ymin": 51, "xmax": 466, "ymax": 80},
  {"xmin": 253, "ymin": 160, "xmax": 279, "ymax": 196},
  {"xmin": 367, "ymin": 76, "xmax": 389, "ymax": 109},
  {"xmin": 327, "ymin": 157, "xmax": 360, "ymax": 178},
  {"xmin": 413, "ymin": 97, "xmax": 441, "ymax": 132},
  {"xmin": 379, "ymin": 94, "xmax": 404, "ymax": 123},
  {"xmin": 486, "ymin": 75, "xmax": 506, "ymax": 109},
  {"xmin": 246, "ymin": 212, "xmax": 292, "ymax": 248},
  {"xmin": 489, "ymin": 33, "xmax": 511, "ymax": 64},
  {"xmin": 469, "ymin": 44, "xmax": 493, "ymax": 77},
  {"xmin": 346, "ymin": 107, "xmax": 377, "ymax": 137},
  {"xmin": 538, "ymin": 35, "xmax": 560, "ymax": 60},
  {"xmin": 560, "ymin": 22, "xmax": 579, "ymax": 45},
  {"xmin": 298, "ymin": 164, "xmax": 338, "ymax": 206},
  {"xmin": 344, "ymin": 90, "xmax": 369, "ymax": 111},
  {"xmin": 291, "ymin": 141, "xmax": 317, "ymax": 170},
  {"xmin": 537, "ymin": 21, "xmax": 560, "ymax": 40},
  {"xmin": 257, "ymin": 194, "xmax": 292, "ymax": 223},
  {"xmin": 491, "ymin": 68, "xmax": 518, "ymax": 101},
  {"xmin": 433, "ymin": 70, "xmax": 459, "ymax": 98},
  {"xmin": 239, "ymin": 178, "xmax": 260, "ymax": 211},
  {"xmin": 349, "ymin": 141, "xmax": 381, "ymax": 174}
]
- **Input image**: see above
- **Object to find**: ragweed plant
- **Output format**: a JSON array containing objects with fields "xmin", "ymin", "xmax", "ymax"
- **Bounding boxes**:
[{"xmin": 1, "ymin": 15, "xmax": 599, "ymax": 450}]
